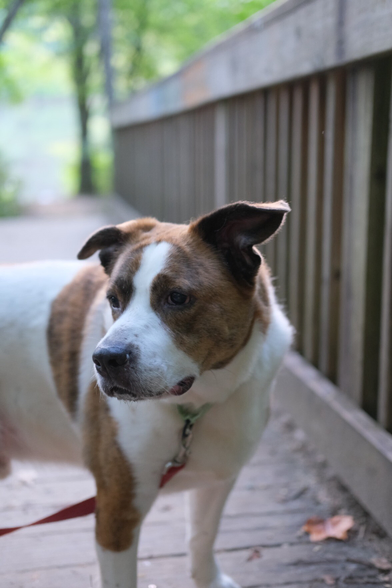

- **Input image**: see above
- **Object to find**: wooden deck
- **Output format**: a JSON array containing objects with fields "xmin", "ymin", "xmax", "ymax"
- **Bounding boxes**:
[
  {"xmin": 1, "ymin": 412, "xmax": 391, "ymax": 587},
  {"xmin": 1, "ymin": 200, "xmax": 391, "ymax": 587}
]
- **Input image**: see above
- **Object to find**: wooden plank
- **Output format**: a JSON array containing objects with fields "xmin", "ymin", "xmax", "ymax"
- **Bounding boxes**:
[
  {"xmin": 187, "ymin": 112, "xmax": 196, "ymax": 219},
  {"xmin": 227, "ymin": 99, "xmax": 236, "ymax": 204},
  {"xmin": 250, "ymin": 91, "xmax": 265, "ymax": 203},
  {"xmin": 338, "ymin": 65, "xmax": 375, "ymax": 405},
  {"xmin": 237, "ymin": 97, "xmax": 247, "ymax": 204},
  {"xmin": 378, "ymin": 64, "xmax": 392, "ymax": 433},
  {"xmin": 0, "ymin": 515, "xmax": 316, "ymax": 575},
  {"xmin": 214, "ymin": 102, "xmax": 228, "ymax": 208},
  {"xmin": 362, "ymin": 57, "xmax": 392, "ymax": 419},
  {"xmin": 275, "ymin": 85, "xmax": 291, "ymax": 306},
  {"xmin": 303, "ymin": 76, "xmax": 325, "ymax": 366},
  {"xmin": 178, "ymin": 114, "xmax": 188, "ymax": 222},
  {"xmin": 265, "ymin": 88, "xmax": 278, "ymax": 202},
  {"xmin": 275, "ymin": 351, "xmax": 392, "ymax": 539},
  {"xmin": 193, "ymin": 109, "xmax": 203, "ymax": 216},
  {"xmin": 264, "ymin": 88, "xmax": 278, "ymax": 273},
  {"xmin": 112, "ymin": 0, "xmax": 392, "ymax": 128},
  {"xmin": 288, "ymin": 82, "xmax": 308, "ymax": 351},
  {"xmin": 0, "ymin": 540, "xmax": 380, "ymax": 588},
  {"xmin": 206, "ymin": 105, "xmax": 216, "ymax": 213},
  {"xmin": 318, "ymin": 70, "xmax": 346, "ymax": 383},
  {"xmin": 244, "ymin": 94, "xmax": 254, "ymax": 202},
  {"xmin": 162, "ymin": 118, "xmax": 173, "ymax": 221}
]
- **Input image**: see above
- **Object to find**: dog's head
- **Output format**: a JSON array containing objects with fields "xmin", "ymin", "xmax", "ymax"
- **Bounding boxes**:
[{"xmin": 78, "ymin": 201, "xmax": 289, "ymax": 401}]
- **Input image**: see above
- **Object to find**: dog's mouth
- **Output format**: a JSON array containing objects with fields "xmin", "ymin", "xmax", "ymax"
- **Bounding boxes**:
[
  {"xmin": 168, "ymin": 376, "xmax": 195, "ymax": 396},
  {"xmin": 102, "ymin": 376, "xmax": 195, "ymax": 401}
]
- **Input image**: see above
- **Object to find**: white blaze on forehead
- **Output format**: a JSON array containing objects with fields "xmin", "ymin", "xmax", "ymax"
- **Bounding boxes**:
[
  {"xmin": 101, "ymin": 240, "xmax": 199, "ymax": 391},
  {"xmin": 132, "ymin": 241, "xmax": 172, "ymax": 304}
]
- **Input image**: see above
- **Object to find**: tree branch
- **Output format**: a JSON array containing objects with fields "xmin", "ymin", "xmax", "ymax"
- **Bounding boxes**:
[{"xmin": 0, "ymin": 0, "xmax": 26, "ymax": 44}]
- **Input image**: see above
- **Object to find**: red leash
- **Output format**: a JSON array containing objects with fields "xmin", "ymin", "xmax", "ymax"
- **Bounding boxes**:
[
  {"xmin": 0, "ymin": 463, "xmax": 185, "ymax": 537},
  {"xmin": 0, "ymin": 406, "xmax": 210, "ymax": 537},
  {"xmin": 0, "ymin": 496, "xmax": 96, "ymax": 537}
]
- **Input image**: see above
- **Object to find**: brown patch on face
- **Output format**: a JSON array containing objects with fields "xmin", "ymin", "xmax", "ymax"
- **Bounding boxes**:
[
  {"xmin": 83, "ymin": 383, "xmax": 140, "ymax": 551},
  {"xmin": 106, "ymin": 247, "xmax": 143, "ymax": 316},
  {"xmin": 149, "ymin": 230, "xmax": 271, "ymax": 372},
  {"xmin": 47, "ymin": 265, "xmax": 107, "ymax": 416}
]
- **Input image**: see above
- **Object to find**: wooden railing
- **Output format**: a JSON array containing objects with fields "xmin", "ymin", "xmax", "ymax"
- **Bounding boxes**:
[{"xmin": 112, "ymin": 0, "xmax": 392, "ymax": 435}]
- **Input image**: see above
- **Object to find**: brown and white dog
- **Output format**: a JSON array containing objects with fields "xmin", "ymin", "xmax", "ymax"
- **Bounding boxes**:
[{"xmin": 0, "ymin": 201, "xmax": 292, "ymax": 588}]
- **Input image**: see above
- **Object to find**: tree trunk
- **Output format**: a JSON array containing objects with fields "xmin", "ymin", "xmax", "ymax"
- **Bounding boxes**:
[
  {"xmin": 97, "ymin": 0, "xmax": 114, "ymax": 108},
  {"xmin": 0, "ymin": 0, "xmax": 26, "ymax": 45},
  {"xmin": 78, "ymin": 89, "xmax": 94, "ymax": 195},
  {"xmin": 68, "ymin": 8, "xmax": 95, "ymax": 195}
]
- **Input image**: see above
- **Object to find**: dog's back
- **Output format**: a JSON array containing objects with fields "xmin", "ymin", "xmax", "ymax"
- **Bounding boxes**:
[{"xmin": 0, "ymin": 261, "xmax": 84, "ymax": 474}]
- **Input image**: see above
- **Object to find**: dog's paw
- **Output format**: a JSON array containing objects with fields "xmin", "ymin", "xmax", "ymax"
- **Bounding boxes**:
[{"xmin": 199, "ymin": 573, "xmax": 241, "ymax": 588}]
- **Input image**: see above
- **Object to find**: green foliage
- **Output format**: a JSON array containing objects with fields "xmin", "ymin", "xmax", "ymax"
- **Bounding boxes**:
[
  {"xmin": 92, "ymin": 147, "xmax": 113, "ymax": 194},
  {"xmin": 113, "ymin": 0, "xmax": 277, "ymax": 96},
  {"xmin": 63, "ymin": 145, "xmax": 112, "ymax": 195},
  {"xmin": 0, "ymin": 0, "xmax": 277, "ymax": 197},
  {"xmin": 0, "ymin": 152, "xmax": 21, "ymax": 217}
]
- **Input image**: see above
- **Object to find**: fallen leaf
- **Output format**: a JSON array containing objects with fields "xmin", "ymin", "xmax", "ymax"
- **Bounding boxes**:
[
  {"xmin": 371, "ymin": 557, "xmax": 392, "ymax": 571},
  {"xmin": 302, "ymin": 515, "xmax": 354, "ymax": 542},
  {"xmin": 247, "ymin": 548, "xmax": 262, "ymax": 561},
  {"xmin": 323, "ymin": 575, "xmax": 336, "ymax": 586}
]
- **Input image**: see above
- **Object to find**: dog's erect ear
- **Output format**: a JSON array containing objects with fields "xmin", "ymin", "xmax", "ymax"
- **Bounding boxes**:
[
  {"xmin": 191, "ymin": 200, "xmax": 290, "ymax": 286},
  {"xmin": 77, "ymin": 226, "xmax": 126, "ymax": 273}
]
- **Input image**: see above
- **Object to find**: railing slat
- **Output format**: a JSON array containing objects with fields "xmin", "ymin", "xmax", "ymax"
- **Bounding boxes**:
[
  {"xmin": 303, "ymin": 76, "xmax": 325, "ymax": 366},
  {"xmin": 276, "ymin": 86, "xmax": 291, "ymax": 306},
  {"xmin": 289, "ymin": 82, "xmax": 308, "ymax": 351},
  {"xmin": 252, "ymin": 92, "xmax": 265, "ymax": 204},
  {"xmin": 362, "ymin": 58, "xmax": 392, "ymax": 419},
  {"xmin": 265, "ymin": 88, "xmax": 278, "ymax": 274},
  {"xmin": 338, "ymin": 65, "xmax": 375, "ymax": 404},
  {"xmin": 214, "ymin": 103, "xmax": 228, "ymax": 208},
  {"xmin": 379, "ymin": 77, "xmax": 392, "ymax": 432},
  {"xmin": 318, "ymin": 71, "xmax": 345, "ymax": 383}
]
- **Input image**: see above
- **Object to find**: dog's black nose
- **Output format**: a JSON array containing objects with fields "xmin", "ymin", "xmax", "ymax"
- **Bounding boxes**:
[{"xmin": 93, "ymin": 346, "xmax": 130, "ymax": 373}]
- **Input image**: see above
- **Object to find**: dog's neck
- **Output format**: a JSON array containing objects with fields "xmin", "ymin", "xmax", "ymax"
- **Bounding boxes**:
[{"xmin": 164, "ymin": 320, "xmax": 265, "ymax": 409}]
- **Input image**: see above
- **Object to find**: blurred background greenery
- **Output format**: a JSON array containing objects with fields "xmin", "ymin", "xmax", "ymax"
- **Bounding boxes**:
[{"xmin": 0, "ymin": 0, "xmax": 276, "ymax": 215}]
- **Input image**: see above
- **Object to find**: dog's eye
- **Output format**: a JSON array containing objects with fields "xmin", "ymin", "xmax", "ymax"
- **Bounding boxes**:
[
  {"xmin": 107, "ymin": 294, "xmax": 121, "ymax": 310},
  {"xmin": 167, "ymin": 291, "xmax": 190, "ymax": 306}
]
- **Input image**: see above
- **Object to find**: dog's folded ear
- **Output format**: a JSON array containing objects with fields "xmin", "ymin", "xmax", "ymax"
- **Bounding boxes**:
[
  {"xmin": 191, "ymin": 200, "xmax": 290, "ymax": 286},
  {"xmin": 77, "ymin": 226, "xmax": 126, "ymax": 273}
]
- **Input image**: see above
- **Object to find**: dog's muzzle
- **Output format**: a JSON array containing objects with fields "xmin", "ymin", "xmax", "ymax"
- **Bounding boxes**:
[
  {"xmin": 92, "ymin": 344, "xmax": 196, "ymax": 400},
  {"xmin": 92, "ymin": 344, "xmax": 141, "ymax": 398},
  {"xmin": 93, "ymin": 345, "xmax": 134, "ymax": 374}
]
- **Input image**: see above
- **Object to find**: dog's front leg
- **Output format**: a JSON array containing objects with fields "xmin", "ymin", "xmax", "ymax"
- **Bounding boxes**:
[
  {"xmin": 94, "ymin": 486, "xmax": 142, "ymax": 588},
  {"xmin": 96, "ymin": 527, "xmax": 140, "ymax": 588},
  {"xmin": 186, "ymin": 478, "xmax": 241, "ymax": 588}
]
